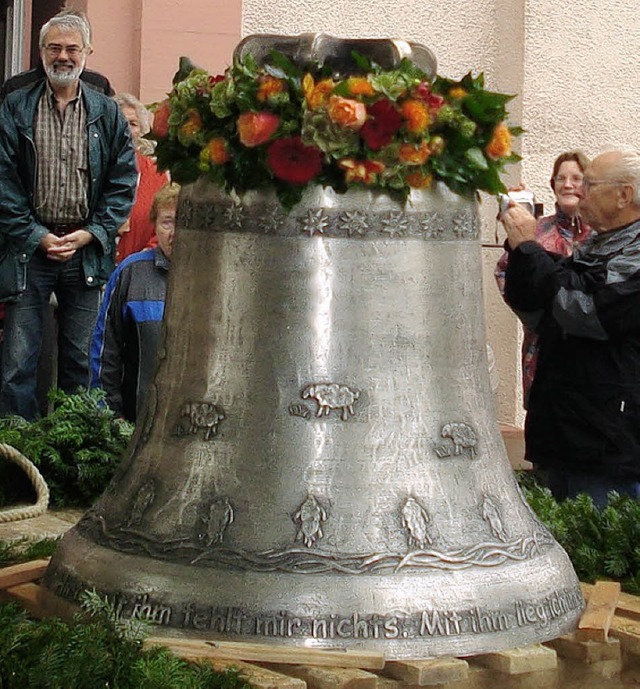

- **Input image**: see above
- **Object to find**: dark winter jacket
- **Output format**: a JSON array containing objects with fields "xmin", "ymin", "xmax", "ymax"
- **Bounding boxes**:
[
  {"xmin": 0, "ymin": 63, "xmax": 114, "ymax": 104},
  {"xmin": 504, "ymin": 218, "xmax": 640, "ymax": 479},
  {"xmin": 0, "ymin": 79, "xmax": 137, "ymax": 301},
  {"xmin": 90, "ymin": 247, "xmax": 169, "ymax": 422}
]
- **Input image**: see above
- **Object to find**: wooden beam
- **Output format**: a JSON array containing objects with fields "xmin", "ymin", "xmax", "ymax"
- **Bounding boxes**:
[
  {"xmin": 576, "ymin": 581, "xmax": 620, "ymax": 642},
  {"xmin": 471, "ymin": 644, "xmax": 557, "ymax": 674},
  {"xmin": 544, "ymin": 633, "xmax": 621, "ymax": 664},
  {"xmin": 3, "ymin": 582, "xmax": 80, "ymax": 620},
  {"xmin": 257, "ymin": 664, "xmax": 378, "ymax": 689},
  {"xmin": 144, "ymin": 637, "xmax": 385, "ymax": 670},
  {"xmin": 0, "ymin": 558, "xmax": 50, "ymax": 590},
  {"xmin": 383, "ymin": 657, "xmax": 469, "ymax": 685},
  {"xmin": 190, "ymin": 658, "xmax": 307, "ymax": 689}
]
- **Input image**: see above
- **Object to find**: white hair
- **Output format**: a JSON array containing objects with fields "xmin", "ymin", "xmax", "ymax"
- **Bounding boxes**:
[
  {"xmin": 113, "ymin": 93, "xmax": 151, "ymax": 136},
  {"xmin": 609, "ymin": 147, "xmax": 640, "ymax": 205},
  {"xmin": 39, "ymin": 10, "xmax": 92, "ymax": 51}
]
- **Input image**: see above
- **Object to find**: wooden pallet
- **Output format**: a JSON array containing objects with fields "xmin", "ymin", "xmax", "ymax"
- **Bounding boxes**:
[{"xmin": 1, "ymin": 560, "xmax": 638, "ymax": 689}]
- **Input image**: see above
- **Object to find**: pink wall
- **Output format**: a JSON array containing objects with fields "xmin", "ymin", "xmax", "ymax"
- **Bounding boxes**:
[{"xmin": 82, "ymin": 0, "xmax": 241, "ymax": 105}]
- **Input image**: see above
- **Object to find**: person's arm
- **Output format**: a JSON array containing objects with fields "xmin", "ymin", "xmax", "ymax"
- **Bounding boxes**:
[
  {"xmin": 85, "ymin": 102, "xmax": 138, "ymax": 256},
  {"xmin": 89, "ymin": 265, "xmax": 129, "ymax": 416},
  {"xmin": 505, "ymin": 232, "xmax": 640, "ymax": 342},
  {"xmin": 0, "ymin": 96, "xmax": 50, "ymax": 256}
]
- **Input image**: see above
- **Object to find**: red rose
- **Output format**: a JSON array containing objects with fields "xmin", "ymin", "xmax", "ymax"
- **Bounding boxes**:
[
  {"xmin": 152, "ymin": 100, "xmax": 171, "ymax": 138},
  {"xmin": 360, "ymin": 99, "xmax": 402, "ymax": 150},
  {"xmin": 267, "ymin": 137, "xmax": 323, "ymax": 184}
]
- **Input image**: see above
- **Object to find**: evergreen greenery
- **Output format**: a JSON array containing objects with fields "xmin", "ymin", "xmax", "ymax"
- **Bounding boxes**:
[
  {"xmin": 519, "ymin": 475, "xmax": 640, "ymax": 594},
  {"xmin": 0, "ymin": 591, "xmax": 253, "ymax": 689},
  {"xmin": 0, "ymin": 538, "xmax": 58, "ymax": 568},
  {"xmin": 0, "ymin": 388, "xmax": 133, "ymax": 508}
]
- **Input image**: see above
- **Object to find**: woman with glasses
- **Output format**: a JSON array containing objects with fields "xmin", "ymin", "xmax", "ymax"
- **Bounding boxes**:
[{"xmin": 495, "ymin": 150, "xmax": 592, "ymax": 409}]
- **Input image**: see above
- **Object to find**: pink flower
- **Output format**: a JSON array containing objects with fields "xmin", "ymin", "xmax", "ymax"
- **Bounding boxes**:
[
  {"xmin": 237, "ymin": 111, "xmax": 280, "ymax": 147},
  {"xmin": 327, "ymin": 96, "xmax": 366, "ymax": 130},
  {"xmin": 267, "ymin": 137, "xmax": 323, "ymax": 184}
]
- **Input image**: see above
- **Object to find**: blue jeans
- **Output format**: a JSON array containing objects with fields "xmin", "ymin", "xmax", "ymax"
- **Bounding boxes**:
[
  {"xmin": 0, "ymin": 250, "xmax": 101, "ymax": 420},
  {"xmin": 544, "ymin": 467, "xmax": 640, "ymax": 508}
]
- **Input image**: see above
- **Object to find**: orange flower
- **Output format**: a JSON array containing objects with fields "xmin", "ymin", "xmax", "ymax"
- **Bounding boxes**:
[
  {"xmin": 346, "ymin": 77, "xmax": 375, "ymax": 97},
  {"xmin": 237, "ymin": 111, "xmax": 280, "ymax": 147},
  {"xmin": 180, "ymin": 109, "xmax": 202, "ymax": 138},
  {"xmin": 204, "ymin": 137, "xmax": 230, "ymax": 165},
  {"xmin": 486, "ymin": 122, "xmax": 512, "ymax": 160},
  {"xmin": 302, "ymin": 74, "xmax": 335, "ymax": 109},
  {"xmin": 151, "ymin": 100, "xmax": 171, "ymax": 138},
  {"xmin": 399, "ymin": 99, "xmax": 430, "ymax": 134},
  {"xmin": 338, "ymin": 158, "xmax": 385, "ymax": 185},
  {"xmin": 406, "ymin": 171, "xmax": 433, "ymax": 189},
  {"xmin": 448, "ymin": 86, "xmax": 467, "ymax": 99},
  {"xmin": 398, "ymin": 141, "xmax": 430, "ymax": 165},
  {"xmin": 257, "ymin": 75, "xmax": 285, "ymax": 103},
  {"xmin": 327, "ymin": 96, "xmax": 366, "ymax": 130}
]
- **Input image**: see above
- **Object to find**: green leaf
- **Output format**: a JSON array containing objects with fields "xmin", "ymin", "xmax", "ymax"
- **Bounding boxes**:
[{"xmin": 464, "ymin": 147, "xmax": 489, "ymax": 170}]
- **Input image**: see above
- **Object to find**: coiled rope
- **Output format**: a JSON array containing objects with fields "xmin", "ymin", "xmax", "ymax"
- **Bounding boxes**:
[{"xmin": 0, "ymin": 443, "xmax": 49, "ymax": 523}]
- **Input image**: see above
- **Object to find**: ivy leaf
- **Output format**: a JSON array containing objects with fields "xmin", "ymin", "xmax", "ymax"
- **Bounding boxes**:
[{"xmin": 465, "ymin": 147, "xmax": 489, "ymax": 170}]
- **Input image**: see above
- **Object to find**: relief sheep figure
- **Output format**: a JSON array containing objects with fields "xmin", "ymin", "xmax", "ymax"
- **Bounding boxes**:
[
  {"xmin": 179, "ymin": 402, "xmax": 225, "ymax": 440},
  {"xmin": 441, "ymin": 422, "xmax": 477, "ymax": 458},
  {"xmin": 301, "ymin": 383, "xmax": 360, "ymax": 421}
]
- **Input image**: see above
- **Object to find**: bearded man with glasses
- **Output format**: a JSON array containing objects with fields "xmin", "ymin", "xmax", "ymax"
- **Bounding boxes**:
[
  {"xmin": 0, "ymin": 9, "xmax": 137, "ymax": 419},
  {"xmin": 500, "ymin": 148, "xmax": 640, "ymax": 506},
  {"xmin": 0, "ymin": 10, "xmax": 113, "ymax": 103}
]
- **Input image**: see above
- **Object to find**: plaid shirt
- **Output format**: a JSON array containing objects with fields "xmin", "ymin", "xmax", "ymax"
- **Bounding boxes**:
[{"xmin": 33, "ymin": 83, "xmax": 89, "ymax": 224}]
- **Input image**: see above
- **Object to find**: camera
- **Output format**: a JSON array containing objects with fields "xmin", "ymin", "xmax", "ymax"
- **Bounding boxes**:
[{"xmin": 498, "ymin": 189, "xmax": 536, "ymax": 216}]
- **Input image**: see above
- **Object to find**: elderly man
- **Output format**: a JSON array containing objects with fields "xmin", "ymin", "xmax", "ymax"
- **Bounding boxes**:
[
  {"xmin": 501, "ymin": 149, "xmax": 640, "ymax": 506},
  {"xmin": 0, "ymin": 10, "xmax": 137, "ymax": 419}
]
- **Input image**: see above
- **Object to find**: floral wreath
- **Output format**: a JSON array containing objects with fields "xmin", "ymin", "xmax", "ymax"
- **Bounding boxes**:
[{"xmin": 149, "ymin": 51, "xmax": 521, "ymax": 210}]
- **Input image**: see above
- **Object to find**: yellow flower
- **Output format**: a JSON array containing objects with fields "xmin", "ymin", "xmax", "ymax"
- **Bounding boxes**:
[
  {"xmin": 399, "ymin": 99, "xmax": 430, "ymax": 134},
  {"xmin": 448, "ymin": 86, "xmax": 467, "ymax": 99},
  {"xmin": 302, "ymin": 74, "xmax": 335, "ymax": 109},
  {"xmin": 486, "ymin": 122, "xmax": 512, "ymax": 160},
  {"xmin": 338, "ymin": 158, "xmax": 385, "ymax": 185},
  {"xmin": 180, "ymin": 109, "xmax": 202, "ymax": 138},
  {"xmin": 257, "ymin": 75, "xmax": 285, "ymax": 103},
  {"xmin": 346, "ymin": 77, "xmax": 375, "ymax": 97}
]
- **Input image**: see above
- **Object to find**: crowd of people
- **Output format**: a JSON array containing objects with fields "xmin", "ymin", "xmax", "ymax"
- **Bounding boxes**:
[{"xmin": 2, "ymin": 10, "xmax": 640, "ymax": 508}]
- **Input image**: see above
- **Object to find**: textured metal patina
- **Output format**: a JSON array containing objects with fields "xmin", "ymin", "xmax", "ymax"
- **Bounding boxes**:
[{"xmin": 45, "ymin": 35, "xmax": 583, "ymax": 659}]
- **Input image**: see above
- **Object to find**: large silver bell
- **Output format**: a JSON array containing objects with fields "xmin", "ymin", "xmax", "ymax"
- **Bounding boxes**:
[{"xmin": 45, "ymin": 180, "xmax": 583, "ymax": 658}]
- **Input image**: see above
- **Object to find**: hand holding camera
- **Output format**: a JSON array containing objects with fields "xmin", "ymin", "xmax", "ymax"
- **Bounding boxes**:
[{"xmin": 498, "ymin": 189, "xmax": 538, "ymax": 250}]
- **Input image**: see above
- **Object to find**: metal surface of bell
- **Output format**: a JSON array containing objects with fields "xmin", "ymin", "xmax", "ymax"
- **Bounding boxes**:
[{"xmin": 45, "ymin": 180, "xmax": 584, "ymax": 658}]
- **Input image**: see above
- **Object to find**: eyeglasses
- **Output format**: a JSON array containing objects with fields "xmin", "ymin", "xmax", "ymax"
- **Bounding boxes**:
[
  {"xmin": 582, "ymin": 179, "xmax": 624, "ymax": 193},
  {"xmin": 553, "ymin": 175, "xmax": 584, "ymax": 185},
  {"xmin": 44, "ymin": 44, "xmax": 85, "ymax": 58}
]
